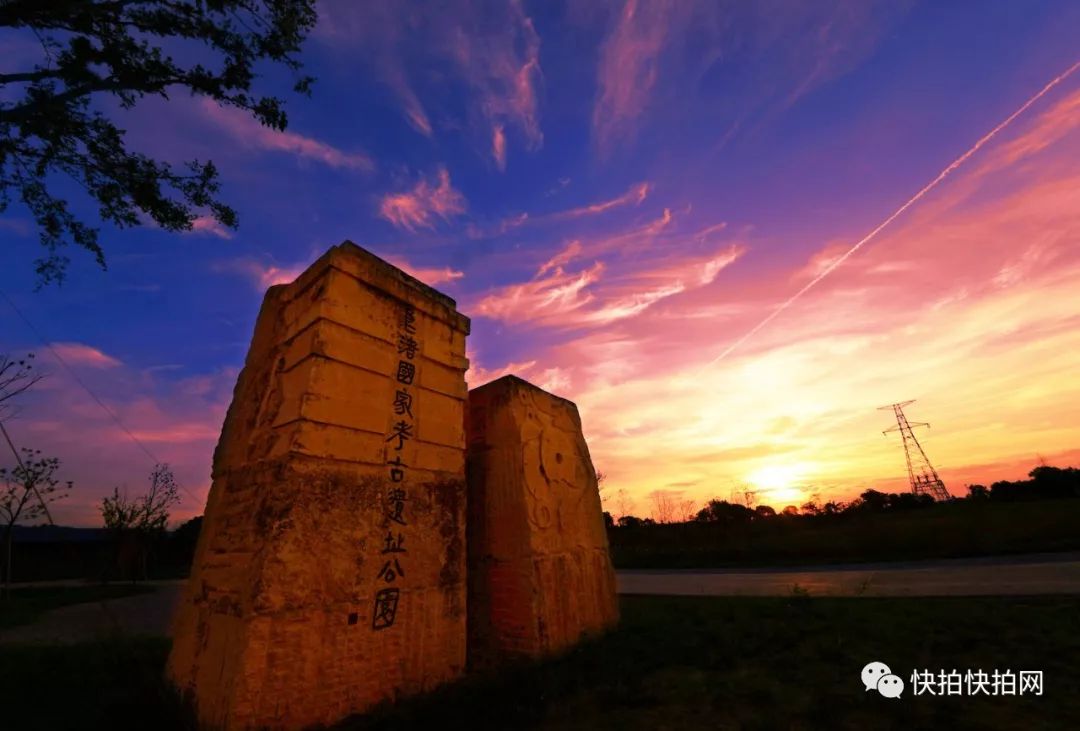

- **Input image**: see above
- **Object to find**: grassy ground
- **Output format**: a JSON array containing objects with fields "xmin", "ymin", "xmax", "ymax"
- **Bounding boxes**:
[
  {"xmin": 610, "ymin": 498, "xmax": 1080, "ymax": 568},
  {"xmin": 1, "ymin": 595, "xmax": 1077, "ymax": 730},
  {"xmin": 0, "ymin": 584, "xmax": 155, "ymax": 630}
]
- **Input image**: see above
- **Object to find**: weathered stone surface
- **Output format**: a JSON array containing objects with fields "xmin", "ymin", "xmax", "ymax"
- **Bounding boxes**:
[
  {"xmin": 465, "ymin": 375, "xmax": 618, "ymax": 668},
  {"xmin": 167, "ymin": 242, "xmax": 470, "ymax": 730}
]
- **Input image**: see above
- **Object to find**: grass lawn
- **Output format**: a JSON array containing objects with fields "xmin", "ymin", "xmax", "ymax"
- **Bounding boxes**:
[
  {"xmin": 1, "ymin": 595, "xmax": 1077, "ymax": 730},
  {"xmin": 0, "ymin": 584, "xmax": 156, "ymax": 630}
]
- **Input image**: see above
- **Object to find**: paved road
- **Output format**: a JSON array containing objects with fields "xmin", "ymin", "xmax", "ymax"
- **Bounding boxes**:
[
  {"xmin": 3, "ymin": 553, "xmax": 1078, "ymax": 644},
  {"xmin": 617, "ymin": 552, "xmax": 1080, "ymax": 597}
]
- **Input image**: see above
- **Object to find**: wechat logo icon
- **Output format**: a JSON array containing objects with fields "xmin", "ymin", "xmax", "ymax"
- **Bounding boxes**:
[{"xmin": 862, "ymin": 661, "xmax": 904, "ymax": 698}]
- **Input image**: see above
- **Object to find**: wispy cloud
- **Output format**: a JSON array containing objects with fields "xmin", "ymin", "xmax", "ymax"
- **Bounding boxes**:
[
  {"xmin": 379, "ymin": 167, "xmax": 467, "ymax": 231},
  {"xmin": 213, "ymin": 252, "xmax": 463, "ymax": 291},
  {"xmin": 474, "ymin": 242, "xmax": 744, "ymax": 328},
  {"xmin": 592, "ymin": 0, "xmax": 679, "ymax": 155},
  {"xmin": 551, "ymin": 182, "xmax": 651, "ymax": 220},
  {"xmin": 188, "ymin": 215, "xmax": 234, "ymax": 240},
  {"xmin": 315, "ymin": 1, "xmax": 542, "ymax": 166},
  {"xmin": 200, "ymin": 100, "xmax": 374, "ymax": 171},
  {"xmin": 211, "ymin": 258, "xmax": 305, "ymax": 290},
  {"xmin": 383, "ymin": 255, "xmax": 465, "ymax": 286},
  {"xmin": 48, "ymin": 342, "xmax": 122, "ymax": 369},
  {"xmin": 537, "ymin": 241, "xmax": 583, "ymax": 277},
  {"xmin": 492, "ymin": 124, "xmax": 507, "ymax": 170}
]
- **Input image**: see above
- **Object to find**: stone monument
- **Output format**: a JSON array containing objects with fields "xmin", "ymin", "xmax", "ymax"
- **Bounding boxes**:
[
  {"xmin": 167, "ymin": 242, "xmax": 470, "ymax": 730},
  {"xmin": 465, "ymin": 375, "xmax": 618, "ymax": 668}
]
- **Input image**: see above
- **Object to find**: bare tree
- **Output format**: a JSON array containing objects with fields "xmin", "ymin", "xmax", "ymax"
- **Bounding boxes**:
[
  {"xmin": 678, "ymin": 497, "xmax": 698, "ymax": 522},
  {"xmin": 0, "ymin": 449, "xmax": 70, "ymax": 597},
  {"xmin": 649, "ymin": 490, "xmax": 681, "ymax": 524},
  {"xmin": 614, "ymin": 488, "xmax": 635, "ymax": 520},
  {"xmin": 101, "ymin": 463, "xmax": 181, "ymax": 581},
  {"xmin": 595, "ymin": 469, "xmax": 608, "ymax": 506},
  {"xmin": 0, "ymin": 353, "xmax": 42, "ymax": 422}
]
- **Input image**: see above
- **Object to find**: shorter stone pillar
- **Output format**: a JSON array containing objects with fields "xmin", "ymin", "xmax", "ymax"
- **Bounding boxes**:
[{"xmin": 465, "ymin": 375, "xmax": 618, "ymax": 668}]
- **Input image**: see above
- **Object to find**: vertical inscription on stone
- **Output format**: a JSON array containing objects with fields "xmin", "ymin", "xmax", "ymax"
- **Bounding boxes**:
[
  {"xmin": 166, "ymin": 242, "xmax": 469, "ymax": 731},
  {"xmin": 374, "ymin": 303, "xmax": 419, "ymax": 630}
]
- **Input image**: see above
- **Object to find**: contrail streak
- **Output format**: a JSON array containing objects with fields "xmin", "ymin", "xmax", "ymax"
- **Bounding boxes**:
[{"xmin": 698, "ymin": 59, "xmax": 1080, "ymax": 374}]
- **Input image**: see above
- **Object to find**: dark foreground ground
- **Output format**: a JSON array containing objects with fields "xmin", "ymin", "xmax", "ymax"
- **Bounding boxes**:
[{"xmin": 1, "ymin": 595, "xmax": 1077, "ymax": 731}]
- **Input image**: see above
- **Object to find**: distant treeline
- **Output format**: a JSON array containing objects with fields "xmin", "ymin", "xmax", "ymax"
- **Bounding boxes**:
[
  {"xmin": 7, "ymin": 515, "xmax": 202, "ymax": 583},
  {"xmin": 607, "ymin": 465, "xmax": 1080, "ymax": 528},
  {"xmin": 607, "ymin": 465, "xmax": 1080, "ymax": 568}
]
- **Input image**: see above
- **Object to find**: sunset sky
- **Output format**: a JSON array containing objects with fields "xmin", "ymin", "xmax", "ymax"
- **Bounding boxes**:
[{"xmin": 2, "ymin": 1, "xmax": 1080, "ymax": 526}]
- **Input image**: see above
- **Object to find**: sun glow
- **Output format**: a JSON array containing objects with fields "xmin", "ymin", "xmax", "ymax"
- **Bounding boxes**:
[{"xmin": 746, "ymin": 464, "xmax": 809, "ymax": 506}]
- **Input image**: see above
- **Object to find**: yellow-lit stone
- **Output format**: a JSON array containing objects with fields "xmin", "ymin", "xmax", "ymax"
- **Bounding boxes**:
[
  {"xmin": 167, "ymin": 242, "xmax": 470, "ymax": 730},
  {"xmin": 465, "ymin": 375, "xmax": 619, "ymax": 667}
]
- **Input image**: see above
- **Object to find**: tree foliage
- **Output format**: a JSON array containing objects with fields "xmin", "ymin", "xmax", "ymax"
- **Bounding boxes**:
[
  {"xmin": 0, "ymin": 0, "xmax": 318, "ymax": 285},
  {"xmin": 101, "ymin": 463, "xmax": 181, "ymax": 581},
  {"xmin": 101, "ymin": 463, "xmax": 180, "ymax": 533},
  {"xmin": 0, "ymin": 352, "xmax": 42, "ymax": 422},
  {"xmin": 0, "ymin": 448, "xmax": 71, "ymax": 595}
]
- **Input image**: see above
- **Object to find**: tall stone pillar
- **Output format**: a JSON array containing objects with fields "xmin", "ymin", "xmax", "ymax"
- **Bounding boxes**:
[
  {"xmin": 167, "ymin": 242, "xmax": 470, "ymax": 730},
  {"xmin": 465, "ymin": 375, "xmax": 618, "ymax": 669}
]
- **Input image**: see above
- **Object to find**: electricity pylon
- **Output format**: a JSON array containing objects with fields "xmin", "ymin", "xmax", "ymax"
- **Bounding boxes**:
[{"xmin": 877, "ymin": 400, "xmax": 951, "ymax": 501}]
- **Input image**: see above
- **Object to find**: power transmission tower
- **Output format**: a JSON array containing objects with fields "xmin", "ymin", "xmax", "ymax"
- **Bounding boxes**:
[{"xmin": 877, "ymin": 400, "xmax": 951, "ymax": 501}]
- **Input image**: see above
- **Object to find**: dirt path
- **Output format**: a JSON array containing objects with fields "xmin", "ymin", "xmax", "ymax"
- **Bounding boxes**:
[
  {"xmin": 0, "ymin": 581, "xmax": 184, "ymax": 645},
  {"xmin": 4, "ymin": 553, "xmax": 1079, "ymax": 644}
]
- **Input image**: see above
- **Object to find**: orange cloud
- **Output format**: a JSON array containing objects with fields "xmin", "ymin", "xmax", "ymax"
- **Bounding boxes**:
[
  {"xmin": 528, "ymin": 141, "xmax": 1080, "ymax": 513},
  {"xmin": 379, "ymin": 168, "xmax": 467, "ymax": 231},
  {"xmin": 200, "ymin": 100, "xmax": 374, "ymax": 171}
]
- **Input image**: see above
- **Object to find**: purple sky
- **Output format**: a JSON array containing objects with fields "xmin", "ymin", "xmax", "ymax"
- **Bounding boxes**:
[{"xmin": 2, "ymin": 1, "xmax": 1080, "ymax": 525}]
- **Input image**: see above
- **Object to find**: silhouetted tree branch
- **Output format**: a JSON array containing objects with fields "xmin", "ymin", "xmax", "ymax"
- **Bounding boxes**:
[{"xmin": 0, "ymin": 0, "xmax": 318, "ymax": 285}]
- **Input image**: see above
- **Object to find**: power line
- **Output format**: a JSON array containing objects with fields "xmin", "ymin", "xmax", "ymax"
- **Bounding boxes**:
[
  {"xmin": 0, "ymin": 287, "xmax": 203, "ymax": 507},
  {"xmin": 696, "ymin": 58, "xmax": 1080, "ymax": 375}
]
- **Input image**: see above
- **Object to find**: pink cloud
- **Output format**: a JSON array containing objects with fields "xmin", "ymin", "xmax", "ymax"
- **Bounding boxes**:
[
  {"xmin": 316, "ymin": 3, "xmax": 542, "ymax": 163},
  {"xmin": 492, "ymin": 124, "xmax": 507, "ymax": 170},
  {"xmin": 537, "ymin": 241, "xmax": 583, "ymax": 277},
  {"xmin": 465, "ymin": 352, "xmax": 537, "ymax": 388},
  {"xmin": 200, "ymin": 99, "xmax": 374, "ymax": 171},
  {"xmin": 551, "ymin": 182, "xmax": 651, "ymax": 220},
  {"xmin": 379, "ymin": 167, "xmax": 467, "ymax": 231},
  {"xmin": 495, "ymin": 123, "xmax": 1080, "ymax": 512},
  {"xmin": 188, "ymin": 215, "xmax": 233, "ymax": 240},
  {"xmin": 473, "ymin": 262, "xmax": 604, "ymax": 325},
  {"xmin": 6, "ymin": 365, "xmax": 238, "ymax": 526},
  {"xmin": 474, "ymin": 242, "xmax": 745, "ymax": 328},
  {"xmin": 449, "ymin": 1, "xmax": 544, "ymax": 153},
  {"xmin": 212, "ymin": 258, "xmax": 305, "ymax": 290},
  {"xmin": 383, "ymin": 255, "xmax": 465, "ymax": 286},
  {"xmin": 48, "ymin": 342, "xmax": 122, "ymax": 369},
  {"xmin": 592, "ymin": 0, "xmax": 680, "ymax": 155},
  {"xmin": 215, "ymin": 252, "xmax": 463, "ymax": 292}
]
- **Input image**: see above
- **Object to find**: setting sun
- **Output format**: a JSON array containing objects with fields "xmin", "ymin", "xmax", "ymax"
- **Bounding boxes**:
[{"xmin": 746, "ymin": 464, "xmax": 809, "ymax": 506}]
